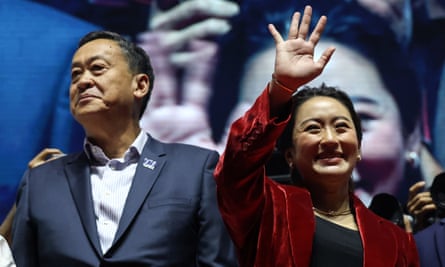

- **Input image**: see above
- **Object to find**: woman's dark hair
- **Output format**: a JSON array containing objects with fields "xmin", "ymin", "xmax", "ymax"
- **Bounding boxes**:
[{"xmin": 77, "ymin": 30, "xmax": 155, "ymax": 118}]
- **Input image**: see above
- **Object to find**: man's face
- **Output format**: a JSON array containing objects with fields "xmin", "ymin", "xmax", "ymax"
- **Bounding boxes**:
[{"xmin": 70, "ymin": 39, "xmax": 137, "ymax": 124}]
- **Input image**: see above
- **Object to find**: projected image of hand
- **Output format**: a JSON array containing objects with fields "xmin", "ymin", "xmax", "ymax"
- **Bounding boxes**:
[{"xmin": 138, "ymin": 0, "xmax": 240, "ymax": 152}]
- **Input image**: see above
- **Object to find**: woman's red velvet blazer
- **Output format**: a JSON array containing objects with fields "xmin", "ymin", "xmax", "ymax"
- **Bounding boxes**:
[{"xmin": 214, "ymin": 87, "xmax": 420, "ymax": 267}]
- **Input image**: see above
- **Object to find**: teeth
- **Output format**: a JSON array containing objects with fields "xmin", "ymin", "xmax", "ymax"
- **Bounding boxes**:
[{"xmin": 319, "ymin": 154, "xmax": 341, "ymax": 159}]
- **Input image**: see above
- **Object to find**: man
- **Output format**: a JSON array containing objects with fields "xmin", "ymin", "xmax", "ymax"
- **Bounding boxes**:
[
  {"xmin": 414, "ymin": 172, "xmax": 445, "ymax": 266},
  {"xmin": 11, "ymin": 31, "xmax": 237, "ymax": 266},
  {"xmin": 415, "ymin": 218, "xmax": 445, "ymax": 266}
]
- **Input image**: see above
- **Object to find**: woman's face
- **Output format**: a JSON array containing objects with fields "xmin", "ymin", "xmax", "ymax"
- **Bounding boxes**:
[
  {"xmin": 288, "ymin": 96, "xmax": 360, "ymax": 188},
  {"xmin": 240, "ymin": 41, "xmax": 408, "ymax": 205}
]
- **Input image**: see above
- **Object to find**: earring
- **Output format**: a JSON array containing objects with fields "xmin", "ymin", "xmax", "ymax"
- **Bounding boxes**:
[
  {"xmin": 406, "ymin": 151, "xmax": 420, "ymax": 168},
  {"xmin": 288, "ymin": 162, "xmax": 293, "ymax": 169},
  {"xmin": 357, "ymin": 155, "xmax": 362, "ymax": 161}
]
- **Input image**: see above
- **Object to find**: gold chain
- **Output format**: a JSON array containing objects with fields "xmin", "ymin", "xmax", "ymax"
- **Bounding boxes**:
[{"xmin": 313, "ymin": 207, "xmax": 352, "ymax": 217}]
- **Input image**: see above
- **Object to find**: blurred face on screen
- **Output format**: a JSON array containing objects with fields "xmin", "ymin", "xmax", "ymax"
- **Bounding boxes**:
[
  {"xmin": 356, "ymin": 0, "xmax": 407, "ymax": 22},
  {"xmin": 240, "ymin": 41, "xmax": 407, "ymax": 205},
  {"xmin": 356, "ymin": 0, "xmax": 411, "ymax": 42}
]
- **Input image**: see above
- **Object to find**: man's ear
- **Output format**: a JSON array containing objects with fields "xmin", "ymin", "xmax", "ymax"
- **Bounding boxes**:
[{"xmin": 133, "ymin": 73, "xmax": 149, "ymax": 99}]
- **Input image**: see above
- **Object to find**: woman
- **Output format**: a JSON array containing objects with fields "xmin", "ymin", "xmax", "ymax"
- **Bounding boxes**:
[
  {"xmin": 214, "ymin": 5, "xmax": 419, "ymax": 266},
  {"xmin": 211, "ymin": 0, "xmax": 440, "ymax": 208}
]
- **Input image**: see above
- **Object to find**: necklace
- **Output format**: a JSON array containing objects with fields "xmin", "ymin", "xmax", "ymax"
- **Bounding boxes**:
[{"xmin": 313, "ymin": 207, "xmax": 352, "ymax": 217}]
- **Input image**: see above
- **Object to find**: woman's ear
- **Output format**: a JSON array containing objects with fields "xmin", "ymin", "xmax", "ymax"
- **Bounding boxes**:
[
  {"xmin": 284, "ymin": 148, "xmax": 294, "ymax": 168},
  {"xmin": 133, "ymin": 73, "xmax": 149, "ymax": 99}
]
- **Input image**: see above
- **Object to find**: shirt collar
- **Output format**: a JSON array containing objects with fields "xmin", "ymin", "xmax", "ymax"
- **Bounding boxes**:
[{"xmin": 84, "ymin": 131, "xmax": 148, "ymax": 166}]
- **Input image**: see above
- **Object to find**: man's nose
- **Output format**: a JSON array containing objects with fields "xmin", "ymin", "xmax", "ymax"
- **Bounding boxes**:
[{"xmin": 77, "ymin": 74, "xmax": 94, "ymax": 91}]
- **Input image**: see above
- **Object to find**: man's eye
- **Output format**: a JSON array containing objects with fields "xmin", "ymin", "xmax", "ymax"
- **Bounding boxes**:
[
  {"xmin": 91, "ymin": 64, "xmax": 105, "ymax": 71},
  {"xmin": 71, "ymin": 70, "xmax": 81, "ymax": 80}
]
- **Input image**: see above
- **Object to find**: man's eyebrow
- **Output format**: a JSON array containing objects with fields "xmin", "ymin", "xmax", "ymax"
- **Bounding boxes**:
[{"xmin": 71, "ymin": 55, "xmax": 106, "ymax": 69}]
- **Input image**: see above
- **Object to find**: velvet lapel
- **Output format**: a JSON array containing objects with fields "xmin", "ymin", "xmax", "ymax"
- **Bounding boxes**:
[
  {"xmin": 111, "ymin": 137, "xmax": 166, "ymax": 247},
  {"xmin": 434, "ymin": 218, "xmax": 445, "ymax": 266},
  {"xmin": 286, "ymin": 187, "xmax": 314, "ymax": 267},
  {"xmin": 64, "ymin": 152, "xmax": 102, "ymax": 256},
  {"xmin": 353, "ymin": 196, "xmax": 396, "ymax": 267}
]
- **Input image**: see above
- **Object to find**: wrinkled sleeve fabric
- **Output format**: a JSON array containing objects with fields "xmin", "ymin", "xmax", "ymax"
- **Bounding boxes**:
[{"xmin": 214, "ymin": 87, "xmax": 290, "ymax": 255}]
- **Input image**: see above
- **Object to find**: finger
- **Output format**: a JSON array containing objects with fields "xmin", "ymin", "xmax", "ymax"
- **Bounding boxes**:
[
  {"xmin": 407, "ymin": 193, "xmax": 433, "ymax": 214},
  {"xmin": 138, "ymin": 30, "xmax": 182, "ymax": 51},
  {"xmin": 139, "ymin": 30, "xmax": 190, "ymax": 52},
  {"xmin": 150, "ymin": 0, "xmax": 240, "ymax": 30},
  {"xmin": 308, "ymin": 15, "xmax": 327, "ymax": 46},
  {"xmin": 403, "ymin": 215, "xmax": 413, "ymax": 233},
  {"xmin": 419, "ymin": 203, "xmax": 437, "ymax": 214},
  {"xmin": 411, "ymin": 202, "xmax": 436, "ymax": 218},
  {"xmin": 28, "ymin": 148, "xmax": 64, "ymax": 168},
  {"xmin": 179, "ymin": 40, "xmax": 218, "ymax": 107},
  {"xmin": 411, "ymin": 192, "xmax": 432, "ymax": 205},
  {"xmin": 137, "ymin": 32, "xmax": 179, "ymax": 108},
  {"xmin": 316, "ymin": 46, "xmax": 335, "ymax": 69},
  {"xmin": 141, "ymin": 19, "xmax": 231, "ymax": 52},
  {"xmin": 408, "ymin": 181, "xmax": 426, "ymax": 199},
  {"xmin": 268, "ymin": 24, "xmax": 284, "ymax": 44},
  {"xmin": 406, "ymin": 192, "xmax": 423, "ymax": 211},
  {"xmin": 297, "ymin": 5, "xmax": 312, "ymax": 40},
  {"xmin": 180, "ymin": 18, "xmax": 232, "ymax": 42},
  {"xmin": 287, "ymin": 11, "xmax": 302, "ymax": 39}
]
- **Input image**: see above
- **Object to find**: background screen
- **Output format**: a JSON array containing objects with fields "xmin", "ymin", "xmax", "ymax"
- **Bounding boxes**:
[{"xmin": 1, "ymin": 0, "xmax": 444, "ymax": 221}]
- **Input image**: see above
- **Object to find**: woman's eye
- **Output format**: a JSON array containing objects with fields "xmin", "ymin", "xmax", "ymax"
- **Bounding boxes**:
[
  {"xmin": 335, "ymin": 122, "xmax": 348, "ymax": 128},
  {"xmin": 334, "ymin": 123, "xmax": 350, "ymax": 134},
  {"xmin": 305, "ymin": 125, "xmax": 320, "ymax": 132}
]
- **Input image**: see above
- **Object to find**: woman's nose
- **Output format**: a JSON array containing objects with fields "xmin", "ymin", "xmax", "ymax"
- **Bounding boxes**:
[{"xmin": 320, "ymin": 128, "xmax": 338, "ymax": 145}]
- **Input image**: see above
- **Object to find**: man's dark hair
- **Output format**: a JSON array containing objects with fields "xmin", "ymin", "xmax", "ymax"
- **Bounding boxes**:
[{"xmin": 78, "ymin": 30, "xmax": 155, "ymax": 118}]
